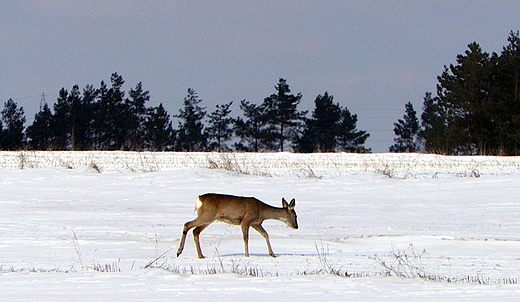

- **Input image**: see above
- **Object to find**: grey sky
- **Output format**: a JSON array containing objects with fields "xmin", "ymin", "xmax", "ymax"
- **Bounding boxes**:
[{"xmin": 1, "ymin": 1, "xmax": 519, "ymax": 152}]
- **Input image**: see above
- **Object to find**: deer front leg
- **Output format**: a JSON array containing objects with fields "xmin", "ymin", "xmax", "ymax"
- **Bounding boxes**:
[
  {"xmin": 252, "ymin": 224, "xmax": 276, "ymax": 257},
  {"xmin": 241, "ymin": 223, "xmax": 250, "ymax": 257}
]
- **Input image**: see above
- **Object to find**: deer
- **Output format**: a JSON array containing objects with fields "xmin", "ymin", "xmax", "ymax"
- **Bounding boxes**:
[{"xmin": 176, "ymin": 193, "xmax": 298, "ymax": 258}]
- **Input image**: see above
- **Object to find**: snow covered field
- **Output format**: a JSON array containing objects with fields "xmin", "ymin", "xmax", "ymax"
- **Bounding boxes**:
[{"xmin": 2, "ymin": 152, "xmax": 520, "ymax": 300}]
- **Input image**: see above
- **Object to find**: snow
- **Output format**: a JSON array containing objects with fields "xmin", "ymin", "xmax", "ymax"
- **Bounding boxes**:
[
  {"xmin": 2, "ymin": 152, "xmax": 520, "ymax": 300},
  {"xmin": 3, "ymin": 151, "xmax": 520, "ymax": 177}
]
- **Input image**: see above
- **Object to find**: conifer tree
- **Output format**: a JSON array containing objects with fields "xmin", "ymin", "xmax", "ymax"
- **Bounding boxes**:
[
  {"xmin": 0, "ymin": 118, "xmax": 2, "ymax": 145},
  {"xmin": 26, "ymin": 103, "xmax": 53, "ymax": 150},
  {"xmin": 297, "ymin": 92, "xmax": 342, "ymax": 152},
  {"xmin": 419, "ymin": 92, "xmax": 448, "ymax": 153},
  {"xmin": 144, "ymin": 103, "xmax": 175, "ymax": 151},
  {"xmin": 390, "ymin": 102, "xmax": 421, "ymax": 153},
  {"xmin": 40, "ymin": 85, "xmax": 97, "ymax": 150},
  {"xmin": 52, "ymin": 87, "xmax": 73, "ymax": 149},
  {"xmin": 74, "ymin": 85, "xmax": 98, "ymax": 150},
  {"xmin": 262, "ymin": 78, "xmax": 307, "ymax": 151},
  {"xmin": 431, "ymin": 42, "xmax": 499, "ymax": 154},
  {"xmin": 1, "ymin": 99, "xmax": 26, "ymax": 150},
  {"xmin": 336, "ymin": 107, "xmax": 370, "ymax": 153},
  {"xmin": 92, "ymin": 73, "xmax": 132, "ymax": 150},
  {"xmin": 175, "ymin": 88, "xmax": 207, "ymax": 151},
  {"xmin": 206, "ymin": 101, "xmax": 234, "ymax": 152},
  {"xmin": 126, "ymin": 82, "xmax": 150, "ymax": 150},
  {"xmin": 295, "ymin": 92, "xmax": 370, "ymax": 153},
  {"xmin": 496, "ymin": 30, "xmax": 520, "ymax": 154},
  {"xmin": 234, "ymin": 100, "xmax": 275, "ymax": 152}
]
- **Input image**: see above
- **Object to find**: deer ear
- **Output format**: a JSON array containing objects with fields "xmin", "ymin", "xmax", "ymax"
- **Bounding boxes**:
[
  {"xmin": 288, "ymin": 198, "xmax": 296, "ymax": 210},
  {"xmin": 282, "ymin": 198, "xmax": 288, "ymax": 209}
]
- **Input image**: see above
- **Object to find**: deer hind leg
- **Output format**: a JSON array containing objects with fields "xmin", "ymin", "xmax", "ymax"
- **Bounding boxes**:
[
  {"xmin": 177, "ymin": 220, "xmax": 195, "ymax": 257},
  {"xmin": 177, "ymin": 219, "xmax": 210, "ymax": 257},
  {"xmin": 192, "ymin": 224, "xmax": 209, "ymax": 259},
  {"xmin": 252, "ymin": 224, "xmax": 276, "ymax": 257}
]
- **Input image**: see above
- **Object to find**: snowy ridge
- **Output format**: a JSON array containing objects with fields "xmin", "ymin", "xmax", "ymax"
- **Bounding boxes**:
[{"xmin": 1, "ymin": 151, "xmax": 520, "ymax": 177}]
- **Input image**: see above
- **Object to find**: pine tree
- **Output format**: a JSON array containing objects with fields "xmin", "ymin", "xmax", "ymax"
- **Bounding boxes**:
[
  {"xmin": 92, "ymin": 73, "xmax": 132, "ymax": 150},
  {"xmin": 297, "ymin": 92, "xmax": 342, "ymax": 152},
  {"xmin": 293, "ymin": 124, "xmax": 316, "ymax": 153},
  {"xmin": 45, "ymin": 84, "xmax": 97, "ymax": 150},
  {"xmin": 435, "ymin": 42, "xmax": 496, "ymax": 154},
  {"xmin": 420, "ymin": 92, "xmax": 448, "ymax": 153},
  {"xmin": 390, "ymin": 102, "xmax": 421, "ymax": 152},
  {"xmin": 144, "ymin": 103, "xmax": 175, "ymax": 151},
  {"xmin": 52, "ymin": 87, "xmax": 73, "ymax": 149},
  {"xmin": 91, "ymin": 81, "xmax": 107, "ymax": 149},
  {"xmin": 175, "ymin": 88, "xmax": 207, "ymax": 151},
  {"xmin": 68, "ymin": 85, "xmax": 84, "ymax": 150},
  {"xmin": 126, "ymin": 82, "xmax": 150, "ymax": 150},
  {"xmin": 295, "ymin": 92, "xmax": 370, "ymax": 153},
  {"xmin": 262, "ymin": 78, "xmax": 307, "ymax": 151},
  {"xmin": 496, "ymin": 30, "xmax": 520, "ymax": 154},
  {"xmin": 0, "ymin": 118, "xmax": 2, "ymax": 145},
  {"xmin": 234, "ymin": 100, "xmax": 275, "ymax": 152},
  {"xmin": 206, "ymin": 101, "xmax": 234, "ymax": 152},
  {"xmin": 26, "ymin": 103, "xmax": 53, "ymax": 150},
  {"xmin": 336, "ymin": 107, "xmax": 370, "ymax": 153},
  {"xmin": 75, "ymin": 85, "xmax": 98, "ymax": 150},
  {"xmin": 422, "ymin": 37, "xmax": 520, "ymax": 155},
  {"xmin": 1, "ymin": 99, "xmax": 26, "ymax": 150}
]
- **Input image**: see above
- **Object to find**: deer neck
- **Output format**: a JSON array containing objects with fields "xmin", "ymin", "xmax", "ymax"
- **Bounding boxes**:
[{"xmin": 261, "ymin": 205, "xmax": 286, "ymax": 222}]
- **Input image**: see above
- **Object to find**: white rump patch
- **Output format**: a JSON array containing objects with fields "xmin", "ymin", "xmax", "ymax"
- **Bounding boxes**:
[{"xmin": 195, "ymin": 196, "xmax": 203, "ymax": 210}]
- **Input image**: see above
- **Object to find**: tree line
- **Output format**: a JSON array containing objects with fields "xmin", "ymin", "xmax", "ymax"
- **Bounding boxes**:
[
  {"xmin": 2, "ymin": 30, "xmax": 519, "ymax": 154},
  {"xmin": 0, "ymin": 76, "xmax": 370, "ymax": 152},
  {"xmin": 390, "ymin": 30, "xmax": 520, "ymax": 155}
]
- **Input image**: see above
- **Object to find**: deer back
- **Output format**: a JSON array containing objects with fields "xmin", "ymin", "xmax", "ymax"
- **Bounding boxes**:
[{"xmin": 198, "ymin": 193, "xmax": 266, "ymax": 225}]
